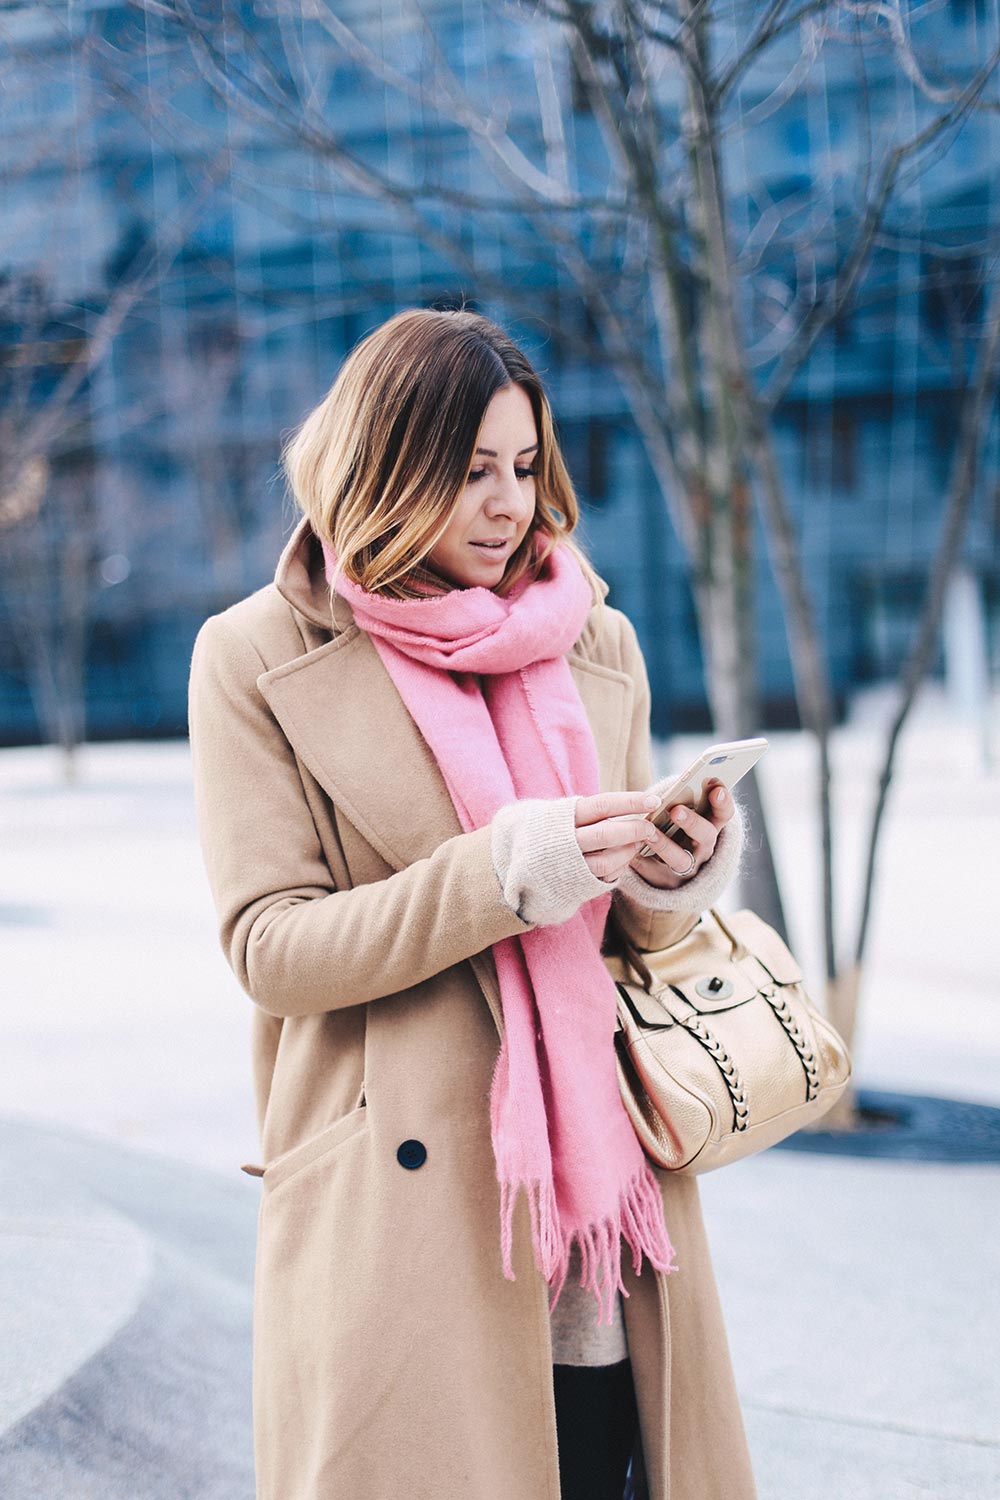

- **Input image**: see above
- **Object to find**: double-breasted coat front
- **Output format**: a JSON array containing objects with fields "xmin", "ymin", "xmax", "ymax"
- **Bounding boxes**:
[{"xmin": 188, "ymin": 516, "xmax": 757, "ymax": 1500}]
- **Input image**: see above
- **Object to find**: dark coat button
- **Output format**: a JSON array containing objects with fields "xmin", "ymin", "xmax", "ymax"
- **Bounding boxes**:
[{"xmin": 396, "ymin": 1139, "xmax": 427, "ymax": 1170}]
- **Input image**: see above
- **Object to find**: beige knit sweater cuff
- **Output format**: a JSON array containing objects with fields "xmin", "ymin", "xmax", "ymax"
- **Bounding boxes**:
[{"xmin": 490, "ymin": 796, "xmax": 619, "ymax": 927}]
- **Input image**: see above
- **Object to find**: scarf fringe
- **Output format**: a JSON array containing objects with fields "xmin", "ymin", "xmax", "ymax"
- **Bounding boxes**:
[
  {"xmin": 500, "ymin": 1163, "xmax": 678, "ymax": 1326},
  {"xmin": 500, "ymin": 1175, "xmax": 562, "ymax": 1282},
  {"xmin": 620, "ymin": 1162, "xmax": 678, "ymax": 1280}
]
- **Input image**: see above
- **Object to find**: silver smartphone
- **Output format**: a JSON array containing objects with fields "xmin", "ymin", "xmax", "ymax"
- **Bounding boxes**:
[{"xmin": 636, "ymin": 737, "xmax": 768, "ymax": 859}]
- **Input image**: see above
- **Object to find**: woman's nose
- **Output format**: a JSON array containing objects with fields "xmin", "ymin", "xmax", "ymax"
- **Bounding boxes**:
[{"xmin": 486, "ymin": 470, "xmax": 532, "ymax": 520}]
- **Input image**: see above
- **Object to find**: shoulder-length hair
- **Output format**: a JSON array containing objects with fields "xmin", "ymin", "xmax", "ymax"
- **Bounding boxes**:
[{"xmin": 282, "ymin": 307, "xmax": 600, "ymax": 602}]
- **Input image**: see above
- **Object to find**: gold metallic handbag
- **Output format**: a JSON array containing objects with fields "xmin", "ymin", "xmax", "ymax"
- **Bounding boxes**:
[{"xmin": 610, "ymin": 906, "xmax": 852, "ymax": 1174}]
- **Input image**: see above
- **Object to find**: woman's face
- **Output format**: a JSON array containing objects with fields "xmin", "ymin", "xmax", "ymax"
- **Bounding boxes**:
[{"xmin": 426, "ymin": 383, "xmax": 538, "ymax": 590}]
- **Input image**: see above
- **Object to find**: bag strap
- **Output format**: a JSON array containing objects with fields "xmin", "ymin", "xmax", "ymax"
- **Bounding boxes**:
[{"xmin": 706, "ymin": 906, "xmax": 750, "ymax": 963}]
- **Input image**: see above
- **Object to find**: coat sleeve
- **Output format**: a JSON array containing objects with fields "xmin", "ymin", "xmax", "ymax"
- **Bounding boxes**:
[
  {"xmin": 188, "ymin": 612, "xmax": 533, "ymax": 1019},
  {"xmin": 612, "ymin": 611, "xmax": 743, "ymax": 954}
]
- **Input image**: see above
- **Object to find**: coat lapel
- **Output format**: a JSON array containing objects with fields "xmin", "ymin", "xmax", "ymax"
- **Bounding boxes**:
[
  {"xmin": 257, "ymin": 625, "xmax": 463, "ymax": 875},
  {"xmin": 258, "ymin": 631, "xmax": 634, "ymax": 872}
]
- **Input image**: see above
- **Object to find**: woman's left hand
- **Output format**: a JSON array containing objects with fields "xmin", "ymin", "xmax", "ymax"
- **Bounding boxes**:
[{"xmin": 629, "ymin": 779, "xmax": 736, "ymax": 890}]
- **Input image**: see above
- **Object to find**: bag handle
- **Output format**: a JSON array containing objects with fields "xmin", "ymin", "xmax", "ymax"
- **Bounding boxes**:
[{"xmin": 707, "ymin": 906, "xmax": 751, "ymax": 963}]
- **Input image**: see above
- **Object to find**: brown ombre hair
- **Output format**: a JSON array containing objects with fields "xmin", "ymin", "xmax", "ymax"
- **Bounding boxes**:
[{"xmin": 282, "ymin": 307, "xmax": 599, "ymax": 601}]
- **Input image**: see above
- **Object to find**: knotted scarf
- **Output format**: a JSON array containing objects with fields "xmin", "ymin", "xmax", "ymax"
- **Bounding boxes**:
[{"xmin": 322, "ymin": 538, "xmax": 676, "ymax": 1321}]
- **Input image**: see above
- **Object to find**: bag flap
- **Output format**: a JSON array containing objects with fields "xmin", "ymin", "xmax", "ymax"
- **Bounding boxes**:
[
  {"xmin": 615, "ymin": 981, "xmax": 679, "ymax": 1031},
  {"xmin": 636, "ymin": 912, "xmax": 760, "ymax": 1010},
  {"xmin": 613, "ymin": 909, "xmax": 804, "ymax": 1019}
]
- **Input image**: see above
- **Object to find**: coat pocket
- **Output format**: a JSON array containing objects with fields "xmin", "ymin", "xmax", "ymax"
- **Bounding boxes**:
[{"xmin": 260, "ymin": 1105, "xmax": 369, "ymax": 1194}]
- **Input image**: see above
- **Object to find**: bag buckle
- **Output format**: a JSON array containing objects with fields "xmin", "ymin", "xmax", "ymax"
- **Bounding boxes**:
[{"xmin": 695, "ymin": 975, "xmax": 734, "ymax": 1001}]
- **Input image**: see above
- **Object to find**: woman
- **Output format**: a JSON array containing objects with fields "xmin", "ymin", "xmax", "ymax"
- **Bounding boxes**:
[{"xmin": 188, "ymin": 308, "xmax": 757, "ymax": 1500}]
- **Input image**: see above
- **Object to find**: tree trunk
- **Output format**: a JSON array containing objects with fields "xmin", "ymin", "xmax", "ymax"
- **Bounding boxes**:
[
  {"xmin": 692, "ymin": 477, "xmax": 787, "ymax": 934},
  {"xmin": 676, "ymin": 2, "xmax": 789, "ymax": 939}
]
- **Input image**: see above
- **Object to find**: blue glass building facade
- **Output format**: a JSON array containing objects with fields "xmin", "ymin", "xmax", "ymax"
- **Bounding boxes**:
[{"xmin": 0, "ymin": 0, "xmax": 997, "ymax": 743}]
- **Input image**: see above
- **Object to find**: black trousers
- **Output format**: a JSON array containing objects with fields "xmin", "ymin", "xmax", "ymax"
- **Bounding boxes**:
[{"xmin": 552, "ymin": 1360, "xmax": 644, "ymax": 1500}]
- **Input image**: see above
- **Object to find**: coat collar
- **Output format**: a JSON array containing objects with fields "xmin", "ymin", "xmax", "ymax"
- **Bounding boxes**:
[
  {"xmin": 266, "ymin": 516, "xmax": 469, "ymax": 875},
  {"xmin": 274, "ymin": 514, "xmax": 354, "ymax": 634}
]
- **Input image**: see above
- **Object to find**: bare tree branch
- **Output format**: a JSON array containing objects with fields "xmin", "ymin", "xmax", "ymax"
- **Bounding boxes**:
[
  {"xmin": 0, "ymin": 159, "xmax": 226, "ymax": 496},
  {"xmin": 760, "ymin": 35, "xmax": 1000, "ymax": 410},
  {"xmin": 843, "ymin": 0, "xmax": 1000, "ymax": 109},
  {"xmin": 712, "ymin": 0, "xmax": 838, "ymax": 105}
]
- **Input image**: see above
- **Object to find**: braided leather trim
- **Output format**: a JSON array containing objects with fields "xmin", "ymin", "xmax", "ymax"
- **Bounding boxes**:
[
  {"xmin": 678, "ymin": 1015, "xmax": 750, "ymax": 1132},
  {"xmin": 763, "ymin": 989, "xmax": 820, "ymax": 1100}
]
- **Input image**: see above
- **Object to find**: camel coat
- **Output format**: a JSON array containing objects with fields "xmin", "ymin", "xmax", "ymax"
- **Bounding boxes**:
[{"xmin": 188, "ymin": 516, "xmax": 757, "ymax": 1500}]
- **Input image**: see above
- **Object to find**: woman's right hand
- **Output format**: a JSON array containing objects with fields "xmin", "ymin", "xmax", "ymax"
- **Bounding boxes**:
[{"xmin": 574, "ymin": 791, "xmax": 667, "ymax": 883}]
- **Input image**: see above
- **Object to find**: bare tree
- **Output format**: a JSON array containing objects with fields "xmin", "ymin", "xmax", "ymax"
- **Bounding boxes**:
[
  {"xmin": 749, "ymin": 261, "xmax": 1000, "ymax": 1121},
  {"xmin": 110, "ymin": 0, "xmax": 999, "ymax": 1113},
  {"xmin": 0, "ymin": 254, "xmax": 157, "ymax": 780},
  {"xmin": 0, "ymin": 4, "xmax": 229, "ymax": 775}
]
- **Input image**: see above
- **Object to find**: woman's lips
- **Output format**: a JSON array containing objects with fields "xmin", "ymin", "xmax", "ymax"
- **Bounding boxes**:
[{"xmin": 470, "ymin": 539, "xmax": 512, "ymax": 552}]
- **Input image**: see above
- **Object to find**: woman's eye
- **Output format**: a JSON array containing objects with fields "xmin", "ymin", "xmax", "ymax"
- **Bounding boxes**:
[{"xmin": 466, "ymin": 465, "xmax": 537, "ymax": 484}]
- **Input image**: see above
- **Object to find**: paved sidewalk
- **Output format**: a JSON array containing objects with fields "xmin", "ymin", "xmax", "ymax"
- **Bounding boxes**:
[
  {"xmin": 1, "ymin": 701, "xmax": 998, "ymax": 1497},
  {"xmin": 702, "ymin": 1150, "xmax": 1000, "ymax": 1499},
  {"xmin": 0, "ymin": 1118, "xmax": 257, "ymax": 1500}
]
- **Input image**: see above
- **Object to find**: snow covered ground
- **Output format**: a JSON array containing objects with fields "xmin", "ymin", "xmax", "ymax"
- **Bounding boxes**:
[{"xmin": 2, "ymin": 682, "xmax": 998, "ymax": 1177}]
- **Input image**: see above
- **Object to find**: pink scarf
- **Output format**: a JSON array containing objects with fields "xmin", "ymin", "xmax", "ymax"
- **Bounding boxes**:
[{"xmin": 323, "ymin": 539, "xmax": 675, "ymax": 1321}]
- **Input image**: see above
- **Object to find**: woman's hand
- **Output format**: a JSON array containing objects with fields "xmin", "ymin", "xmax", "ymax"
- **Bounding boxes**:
[
  {"xmin": 629, "ymin": 780, "xmax": 736, "ymax": 890},
  {"xmin": 574, "ymin": 790, "xmax": 672, "ymax": 883}
]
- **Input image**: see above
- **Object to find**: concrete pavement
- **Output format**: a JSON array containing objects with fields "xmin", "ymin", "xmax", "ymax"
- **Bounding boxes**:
[
  {"xmin": 702, "ymin": 1150, "xmax": 1000, "ymax": 1499},
  {"xmin": 0, "ymin": 1117, "xmax": 257, "ymax": 1500}
]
